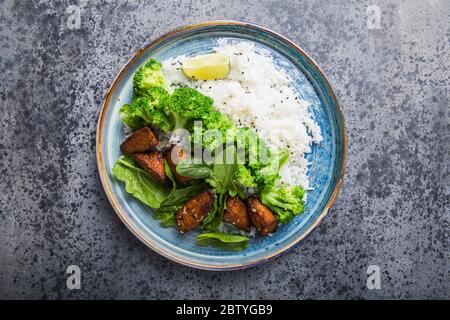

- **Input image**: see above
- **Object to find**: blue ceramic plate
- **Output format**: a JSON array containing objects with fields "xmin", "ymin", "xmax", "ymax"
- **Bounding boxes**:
[{"xmin": 96, "ymin": 21, "xmax": 347, "ymax": 270}]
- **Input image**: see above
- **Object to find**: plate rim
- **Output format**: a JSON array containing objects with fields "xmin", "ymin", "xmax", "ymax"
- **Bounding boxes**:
[{"xmin": 96, "ymin": 20, "xmax": 348, "ymax": 271}]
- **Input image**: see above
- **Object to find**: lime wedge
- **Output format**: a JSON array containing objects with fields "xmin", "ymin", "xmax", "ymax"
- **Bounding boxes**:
[{"xmin": 182, "ymin": 53, "xmax": 230, "ymax": 80}]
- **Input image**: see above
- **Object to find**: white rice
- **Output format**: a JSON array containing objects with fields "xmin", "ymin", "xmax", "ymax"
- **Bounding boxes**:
[{"xmin": 162, "ymin": 39, "xmax": 322, "ymax": 189}]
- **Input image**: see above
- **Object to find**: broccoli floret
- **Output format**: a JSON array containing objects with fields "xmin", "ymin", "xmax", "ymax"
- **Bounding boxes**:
[
  {"xmin": 120, "ymin": 102, "xmax": 145, "ymax": 129},
  {"xmin": 235, "ymin": 164, "xmax": 257, "ymax": 188},
  {"xmin": 142, "ymin": 86, "xmax": 169, "ymax": 102},
  {"xmin": 163, "ymin": 88, "xmax": 233, "ymax": 150},
  {"xmin": 200, "ymin": 111, "xmax": 234, "ymax": 149},
  {"xmin": 164, "ymin": 87, "xmax": 214, "ymax": 129},
  {"xmin": 234, "ymin": 146, "xmax": 288, "ymax": 190},
  {"xmin": 234, "ymin": 127, "xmax": 271, "ymax": 167},
  {"xmin": 254, "ymin": 149, "xmax": 289, "ymax": 188},
  {"xmin": 253, "ymin": 170, "xmax": 279, "ymax": 190},
  {"xmin": 133, "ymin": 59, "xmax": 165, "ymax": 96},
  {"xmin": 120, "ymin": 87, "xmax": 172, "ymax": 132},
  {"xmin": 260, "ymin": 185, "xmax": 305, "ymax": 223},
  {"xmin": 227, "ymin": 128, "xmax": 290, "ymax": 190},
  {"xmin": 202, "ymin": 110, "xmax": 234, "ymax": 132}
]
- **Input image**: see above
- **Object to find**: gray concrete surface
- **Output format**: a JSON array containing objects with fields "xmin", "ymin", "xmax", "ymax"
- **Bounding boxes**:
[{"xmin": 0, "ymin": 0, "xmax": 449, "ymax": 299}]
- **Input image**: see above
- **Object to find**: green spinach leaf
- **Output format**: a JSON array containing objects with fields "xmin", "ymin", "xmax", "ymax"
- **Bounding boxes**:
[
  {"xmin": 196, "ymin": 232, "xmax": 250, "ymax": 251},
  {"xmin": 202, "ymin": 192, "xmax": 227, "ymax": 230},
  {"xmin": 205, "ymin": 146, "xmax": 238, "ymax": 194},
  {"xmin": 201, "ymin": 146, "xmax": 240, "ymax": 230},
  {"xmin": 176, "ymin": 160, "xmax": 212, "ymax": 179},
  {"xmin": 153, "ymin": 207, "xmax": 178, "ymax": 227},
  {"xmin": 154, "ymin": 183, "xmax": 204, "ymax": 227},
  {"xmin": 164, "ymin": 159, "xmax": 177, "ymax": 191}
]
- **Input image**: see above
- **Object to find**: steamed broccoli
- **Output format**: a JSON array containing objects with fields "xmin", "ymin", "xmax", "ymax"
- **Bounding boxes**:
[
  {"xmin": 202, "ymin": 110, "xmax": 234, "ymax": 132},
  {"xmin": 235, "ymin": 164, "xmax": 257, "ymax": 188},
  {"xmin": 234, "ymin": 145, "xmax": 289, "ymax": 190},
  {"xmin": 120, "ymin": 102, "xmax": 145, "ymax": 129},
  {"xmin": 198, "ymin": 110, "xmax": 234, "ymax": 150},
  {"xmin": 234, "ymin": 127, "xmax": 271, "ymax": 167},
  {"xmin": 133, "ymin": 59, "xmax": 165, "ymax": 96},
  {"xmin": 142, "ymin": 86, "xmax": 169, "ymax": 102},
  {"xmin": 120, "ymin": 87, "xmax": 172, "ymax": 132},
  {"xmin": 164, "ymin": 87, "xmax": 214, "ymax": 129},
  {"xmin": 253, "ymin": 149, "xmax": 289, "ymax": 189},
  {"xmin": 260, "ymin": 185, "xmax": 305, "ymax": 223},
  {"xmin": 229, "ymin": 127, "xmax": 290, "ymax": 190},
  {"xmin": 234, "ymin": 163, "xmax": 279, "ymax": 190}
]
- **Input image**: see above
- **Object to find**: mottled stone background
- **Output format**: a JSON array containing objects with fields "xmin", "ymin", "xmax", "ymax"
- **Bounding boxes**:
[{"xmin": 0, "ymin": 0, "xmax": 448, "ymax": 299}]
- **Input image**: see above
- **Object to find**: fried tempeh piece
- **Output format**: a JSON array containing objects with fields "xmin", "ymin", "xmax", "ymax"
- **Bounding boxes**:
[
  {"xmin": 223, "ymin": 196, "xmax": 251, "ymax": 232},
  {"xmin": 165, "ymin": 145, "xmax": 193, "ymax": 184},
  {"xmin": 176, "ymin": 190, "xmax": 214, "ymax": 233},
  {"xmin": 120, "ymin": 127, "xmax": 159, "ymax": 154},
  {"xmin": 246, "ymin": 196, "xmax": 277, "ymax": 236},
  {"xmin": 133, "ymin": 151, "xmax": 168, "ymax": 186}
]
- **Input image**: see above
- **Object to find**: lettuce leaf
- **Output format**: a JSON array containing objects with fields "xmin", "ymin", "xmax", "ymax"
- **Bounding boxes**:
[{"xmin": 112, "ymin": 156, "xmax": 170, "ymax": 208}]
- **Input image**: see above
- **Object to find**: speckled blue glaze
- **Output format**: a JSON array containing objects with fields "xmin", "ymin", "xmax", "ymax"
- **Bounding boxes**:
[{"xmin": 97, "ymin": 22, "xmax": 346, "ymax": 270}]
